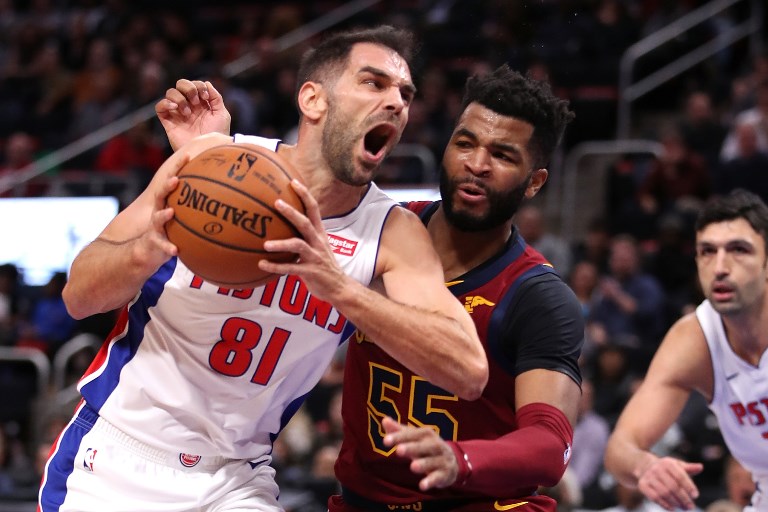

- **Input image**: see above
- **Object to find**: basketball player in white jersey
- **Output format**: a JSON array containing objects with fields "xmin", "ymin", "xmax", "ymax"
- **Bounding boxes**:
[
  {"xmin": 39, "ymin": 26, "xmax": 487, "ymax": 512},
  {"xmin": 605, "ymin": 189, "xmax": 768, "ymax": 512}
]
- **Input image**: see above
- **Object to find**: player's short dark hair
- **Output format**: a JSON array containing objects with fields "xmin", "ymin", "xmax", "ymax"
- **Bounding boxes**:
[
  {"xmin": 460, "ymin": 64, "xmax": 574, "ymax": 169},
  {"xmin": 696, "ymin": 189, "xmax": 768, "ymax": 249},
  {"xmin": 295, "ymin": 25, "xmax": 417, "ymax": 102}
]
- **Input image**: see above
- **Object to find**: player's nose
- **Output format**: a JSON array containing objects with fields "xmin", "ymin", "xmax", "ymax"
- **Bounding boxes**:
[{"xmin": 465, "ymin": 148, "xmax": 492, "ymax": 176}]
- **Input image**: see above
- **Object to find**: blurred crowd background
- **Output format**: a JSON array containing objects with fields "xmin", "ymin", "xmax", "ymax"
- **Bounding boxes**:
[{"xmin": 0, "ymin": 0, "xmax": 766, "ymax": 511}]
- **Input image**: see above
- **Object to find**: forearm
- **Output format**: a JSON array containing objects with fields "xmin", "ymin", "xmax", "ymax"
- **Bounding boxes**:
[
  {"xmin": 448, "ymin": 403, "xmax": 573, "ymax": 495},
  {"xmin": 604, "ymin": 434, "xmax": 658, "ymax": 488},
  {"xmin": 335, "ymin": 278, "xmax": 486, "ymax": 400},
  {"xmin": 63, "ymin": 237, "xmax": 157, "ymax": 319}
]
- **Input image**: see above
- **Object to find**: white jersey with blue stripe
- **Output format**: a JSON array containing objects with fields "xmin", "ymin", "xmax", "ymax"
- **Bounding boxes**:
[
  {"xmin": 78, "ymin": 135, "xmax": 397, "ymax": 461},
  {"xmin": 697, "ymin": 300, "xmax": 768, "ymax": 509}
]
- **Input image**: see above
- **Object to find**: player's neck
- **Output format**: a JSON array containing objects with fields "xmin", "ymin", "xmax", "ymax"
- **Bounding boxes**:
[
  {"xmin": 429, "ymin": 207, "xmax": 513, "ymax": 281},
  {"xmin": 723, "ymin": 305, "xmax": 768, "ymax": 366},
  {"xmin": 278, "ymin": 143, "xmax": 367, "ymax": 216}
]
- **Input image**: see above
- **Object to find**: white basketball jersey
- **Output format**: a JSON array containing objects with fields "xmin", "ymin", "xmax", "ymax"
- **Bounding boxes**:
[
  {"xmin": 78, "ymin": 135, "xmax": 398, "ymax": 462},
  {"xmin": 697, "ymin": 300, "xmax": 768, "ymax": 509}
]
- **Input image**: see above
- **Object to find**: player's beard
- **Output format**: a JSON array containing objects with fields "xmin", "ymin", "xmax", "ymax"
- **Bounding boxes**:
[
  {"xmin": 439, "ymin": 166, "xmax": 530, "ymax": 232},
  {"xmin": 321, "ymin": 97, "xmax": 369, "ymax": 187}
]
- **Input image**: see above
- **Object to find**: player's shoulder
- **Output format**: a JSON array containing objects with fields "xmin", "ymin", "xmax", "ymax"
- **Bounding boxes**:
[
  {"xmin": 382, "ymin": 200, "xmax": 430, "ymax": 235},
  {"xmin": 651, "ymin": 311, "xmax": 711, "ymax": 389},
  {"xmin": 516, "ymin": 271, "xmax": 579, "ymax": 311},
  {"xmin": 665, "ymin": 311, "xmax": 706, "ymax": 342}
]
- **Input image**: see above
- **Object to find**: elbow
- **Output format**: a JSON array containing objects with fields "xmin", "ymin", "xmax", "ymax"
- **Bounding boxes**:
[
  {"xmin": 456, "ymin": 358, "xmax": 489, "ymax": 401},
  {"xmin": 541, "ymin": 465, "xmax": 568, "ymax": 488},
  {"xmin": 62, "ymin": 284, "xmax": 91, "ymax": 320}
]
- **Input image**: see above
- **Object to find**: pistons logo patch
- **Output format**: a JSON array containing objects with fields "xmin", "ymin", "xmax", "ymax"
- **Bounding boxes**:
[{"xmin": 179, "ymin": 453, "xmax": 201, "ymax": 468}]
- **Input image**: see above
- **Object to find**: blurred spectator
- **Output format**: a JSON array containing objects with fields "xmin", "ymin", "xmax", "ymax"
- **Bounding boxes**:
[
  {"xmin": 589, "ymin": 234, "xmax": 666, "ymax": 370},
  {"xmin": 644, "ymin": 213, "xmax": 699, "ymax": 328},
  {"xmin": 0, "ymin": 263, "xmax": 20, "ymax": 346},
  {"xmin": 67, "ymin": 68, "xmax": 129, "ymax": 167},
  {"xmin": 178, "ymin": 40, "xmax": 216, "ymax": 81},
  {"xmin": 0, "ymin": 423, "xmax": 37, "ymax": 499},
  {"xmin": 587, "ymin": 344, "xmax": 637, "ymax": 428},
  {"xmin": 720, "ymin": 80, "xmax": 768, "ymax": 162},
  {"xmin": 0, "ymin": 131, "xmax": 42, "ymax": 197},
  {"xmin": 515, "ymin": 203, "xmax": 573, "ymax": 277},
  {"xmin": 306, "ymin": 388, "xmax": 344, "ymax": 508},
  {"xmin": 569, "ymin": 260, "xmax": 600, "ymax": 320},
  {"xmin": 254, "ymin": 64, "xmax": 300, "ymax": 140},
  {"xmin": 571, "ymin": 379, "xmax": 612, "ymax": 509},
  {"xmin": 93, "ymin": 119, "xmax": 168, "ymax": 187},
  {"xmin": 27, "ymin": 40, "xmax": 74, "ymax": 148},
  {"xmin": 210, "ymin": 73, "xmax": 259, "ymax": 137},
  {"xmin": 16, "ymin": 272, "xmax": 77, "ymax": 357},
  {"xmin": 725, "ymin": 51, "xmax": 768, "ymax": 119},
  {"xmin": 572, "ymin": 217, "xmax": 612, "ymax": 274},
  {"xmin": 678, "ymin": 90, "xmax": 728, "ymax": 170},
  {"xmin": 569, "ymin": 260, "xmax": 603, "ymax": 363},
  {"xmin": 579, "ymin": 0, "xmax": 640, "ymax": 87},
  {"xmin": 0, "ymin": 19, "xmax": 47, "ymax": 136},
  {"xmin": 126, "ymin": 60, "xmax": 168, "ymax": 111},
  {"xmin": 603, "ymin": 153, "xmax": 656, "ymax": 240},
  {"xmin": 637, "ymin": 126, "xmax": 711, "ymax": 238},
  {"xmin": 71, "ymin": 38, "xmax": 122, "ymax": 109},
  {"xmin": 714, "ymin": 120, "xmax": 768, "ymax": 202}
]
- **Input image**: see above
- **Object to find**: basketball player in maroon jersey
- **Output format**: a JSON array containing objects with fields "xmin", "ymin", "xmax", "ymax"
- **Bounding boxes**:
[{"xmin": 329, "ymin": 65, "xmax": 583, "ymax": 512}]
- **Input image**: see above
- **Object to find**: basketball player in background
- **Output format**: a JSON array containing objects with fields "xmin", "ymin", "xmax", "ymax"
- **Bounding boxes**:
[
  {"xmin": 605, "ymin": 189, "xmax": 768, "ymax": 512},
  {"xmin": 331, "ymin": 65, "xmax": 583, "ymax": 511},
  {"xmin": 39, "ymin": 26, "xmax": 487, "ymax": 512}
]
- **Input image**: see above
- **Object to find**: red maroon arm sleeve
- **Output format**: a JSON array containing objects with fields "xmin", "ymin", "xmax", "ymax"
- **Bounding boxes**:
[{"xmin": 447, "ymin": 402, "xmax": 573, "ymax": 495}]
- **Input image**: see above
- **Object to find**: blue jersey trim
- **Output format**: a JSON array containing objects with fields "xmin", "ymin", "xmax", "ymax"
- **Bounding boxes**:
[{"xmin": 80, "ymin": 259, "xmax": 177, "ymax": 410}]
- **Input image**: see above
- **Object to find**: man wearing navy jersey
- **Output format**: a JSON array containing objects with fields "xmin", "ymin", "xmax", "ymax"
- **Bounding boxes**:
[{"xmin": 330, "ymin": 65, "xmax": 584, "ymax": 512}]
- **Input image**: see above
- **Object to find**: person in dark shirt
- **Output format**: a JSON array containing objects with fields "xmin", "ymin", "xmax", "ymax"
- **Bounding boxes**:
[{"xmin": 330, "ymin": 64, "xmax": 584, "ymax": 512}]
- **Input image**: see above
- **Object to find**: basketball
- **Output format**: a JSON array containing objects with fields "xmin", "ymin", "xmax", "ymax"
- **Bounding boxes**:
[{"xmin": 165, "ymin": 143, "xmax": 305, "ymax": 289}]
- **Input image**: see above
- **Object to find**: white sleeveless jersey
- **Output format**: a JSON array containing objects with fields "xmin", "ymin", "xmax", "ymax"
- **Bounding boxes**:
[
  {"xmin": 697, "ymin": 300, "xmax": 768, "ymax": 509},
  {"xmin": 78, "ymin": 135, "xmax": 398, "ymax": 461}
]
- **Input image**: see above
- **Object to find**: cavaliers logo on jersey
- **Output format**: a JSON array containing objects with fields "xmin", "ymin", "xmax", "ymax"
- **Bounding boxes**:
[{"xmin": 464, "ymin": 295, "xmax": 496, "ymax": 313}]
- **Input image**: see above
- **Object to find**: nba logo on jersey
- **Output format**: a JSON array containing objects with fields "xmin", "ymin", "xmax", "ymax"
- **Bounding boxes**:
[
  {"xmin": 179, "ymin": 453, "xmax": 201, "ymax": 468},
  {"xmin": 83, "ymin": 448, "xmax": 97, "ymax": 472}
]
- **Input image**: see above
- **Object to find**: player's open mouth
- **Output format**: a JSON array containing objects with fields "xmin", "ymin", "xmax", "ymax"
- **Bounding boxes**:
[
  {"xmin": 363, "ymin": 123, "xmax": 396, "ymax": 161},
  {"xmin": 711, "ymin": 283, "xmax": 735, "ymax": 300},
  {"xmin": 458, "ymin": 183, "xmax": 487, "ymax": 198}
]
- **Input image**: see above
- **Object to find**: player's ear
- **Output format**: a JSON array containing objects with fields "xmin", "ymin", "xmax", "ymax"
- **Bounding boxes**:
[
  {"xmin": 297, "ymin": 81, "xmax": 327, "ymax": 121},
  {"xmin": 525, "ymin": 168, "xmax": 548, "ymax": 198}
]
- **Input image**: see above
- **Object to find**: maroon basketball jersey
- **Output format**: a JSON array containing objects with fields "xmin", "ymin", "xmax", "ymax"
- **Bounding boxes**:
[{"xmin": 335, "ymin": 201, "xmax": 558, "ymax": 503}]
